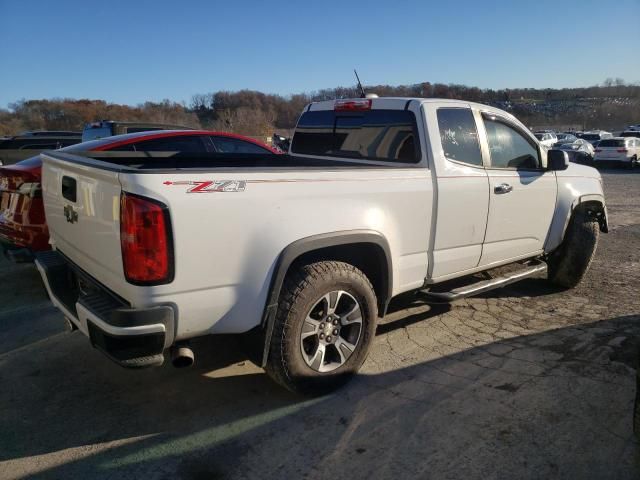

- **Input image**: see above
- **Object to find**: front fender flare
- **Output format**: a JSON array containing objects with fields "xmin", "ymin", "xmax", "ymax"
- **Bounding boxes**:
[{"xmin": 546, "ymin": 193, "xmax": 608, "ymax": 253}]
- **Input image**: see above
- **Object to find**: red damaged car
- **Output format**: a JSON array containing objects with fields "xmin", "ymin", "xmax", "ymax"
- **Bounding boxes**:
[{"xmin": 0, "ymin": 130, "xmax": 279, "ymax": 261}]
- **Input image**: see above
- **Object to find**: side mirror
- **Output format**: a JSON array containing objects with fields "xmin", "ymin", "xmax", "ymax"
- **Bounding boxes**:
[{"xmin": 547, "ymin": 149, "xmax": 569, "ymax": 171}]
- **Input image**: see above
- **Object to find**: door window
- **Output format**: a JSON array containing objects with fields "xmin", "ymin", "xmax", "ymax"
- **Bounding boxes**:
[
  {"xmin": 436, "ymin": 108, "xmax": 483, "ymax": 167},
  {"xmin": 482, "ymin": 115, "xmax": 540, "ymax": 169}
]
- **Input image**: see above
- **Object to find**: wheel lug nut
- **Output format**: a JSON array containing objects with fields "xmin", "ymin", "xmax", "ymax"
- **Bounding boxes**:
[
  {"xmin": 326, "ymin": 336, "xmax": 332, "ymax": 342},
  {"xmin": 319, "ymin": 333, "xmax": 324, "ymax": 339},
  {"xmin": 333, "ymin": 319, "xmax": 338, "ymax": 325},
  {"xmin": 333, "ymin": 329, "xmax": 338, "ymax": 335},
  {"xmin": 320, "ymin": 323, "xmax": 325, "ymax": 329}
]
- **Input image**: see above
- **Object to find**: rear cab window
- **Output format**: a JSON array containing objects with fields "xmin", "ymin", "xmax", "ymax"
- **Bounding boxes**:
[{"xmin": 291, "ymin": 109, "xmax": 420, "ymax": 163}]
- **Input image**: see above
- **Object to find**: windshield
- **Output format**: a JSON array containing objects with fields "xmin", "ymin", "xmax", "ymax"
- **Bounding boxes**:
[{"xmin": 581, "ymin": 134, "xmax": 600, "ymax": 140}]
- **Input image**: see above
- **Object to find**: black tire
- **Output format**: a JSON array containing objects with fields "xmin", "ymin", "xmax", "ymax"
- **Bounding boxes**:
[
  {"xmin": 547, "ymin": 208, "xmax": 599, "ymax": 288},
  {"xmin": 265, "ymin": 261, "xmax": 377, "ymax": 396}
]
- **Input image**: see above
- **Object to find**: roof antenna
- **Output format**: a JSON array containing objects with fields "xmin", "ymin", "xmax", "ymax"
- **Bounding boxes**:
[{"xmin": 354, "ymin": 69, "xmax": 366, "ymax": 98}]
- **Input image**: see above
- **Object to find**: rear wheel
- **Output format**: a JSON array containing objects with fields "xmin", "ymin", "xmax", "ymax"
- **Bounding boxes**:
[
  {"xmin": 265, "ymin": 261, "xmax": 377, "ymax": 396},
  {"xmin": 547, "ymin": 208, "xmax": 599, "ymax": 288}
]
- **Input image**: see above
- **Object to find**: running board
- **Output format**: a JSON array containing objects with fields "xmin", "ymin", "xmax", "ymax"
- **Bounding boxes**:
[{"xmin": 421, "ymin": 261, "xmax": 547, "ymax": 302}]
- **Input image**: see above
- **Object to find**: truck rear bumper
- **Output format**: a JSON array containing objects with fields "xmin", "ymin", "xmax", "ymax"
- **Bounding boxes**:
[{"xmin": 35, "ymin": 250, "xmax": 175, "ymax": 368}]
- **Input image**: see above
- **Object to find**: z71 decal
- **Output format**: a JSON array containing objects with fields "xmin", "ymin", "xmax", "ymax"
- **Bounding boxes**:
[{"xmin": 163, "ymin": 180, "xmax": 246, "ymax": 193}]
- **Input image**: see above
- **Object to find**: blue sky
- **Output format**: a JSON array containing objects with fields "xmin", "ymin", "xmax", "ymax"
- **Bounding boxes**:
[{"xmin": 1, "ymin": 0, "xmax": 639, "ymax": 108}]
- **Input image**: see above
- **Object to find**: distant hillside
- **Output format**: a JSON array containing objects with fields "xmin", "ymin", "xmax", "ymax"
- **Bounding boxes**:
[{"xmin": 2, "ymin": 80, "xmax": 638, "ymax": 137}]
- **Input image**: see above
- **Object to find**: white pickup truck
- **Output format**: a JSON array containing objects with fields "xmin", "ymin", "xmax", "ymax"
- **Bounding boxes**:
[{"xmin": 36, "ymin": 97, "xmax": 608, "ymax": 395}]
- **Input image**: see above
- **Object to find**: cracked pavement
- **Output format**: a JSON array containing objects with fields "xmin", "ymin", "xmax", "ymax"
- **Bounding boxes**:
[{"xmin": 0, "ymin": 170, "xmax": 639, "ymax": 479}]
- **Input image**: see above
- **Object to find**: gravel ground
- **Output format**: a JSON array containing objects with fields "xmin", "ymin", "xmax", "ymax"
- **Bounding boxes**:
[{"xmin": 0, "ymin": 170, "xmax": 639, "ymax": 480}]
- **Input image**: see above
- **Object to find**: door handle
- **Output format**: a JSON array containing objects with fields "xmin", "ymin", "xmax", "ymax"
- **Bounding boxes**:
[{"xmin": 494, "ymin": 183, "xmax": 513, "ymax": 194}]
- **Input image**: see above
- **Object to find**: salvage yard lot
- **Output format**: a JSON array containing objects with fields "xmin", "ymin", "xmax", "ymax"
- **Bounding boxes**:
[{"xmin": 1, "ymin": 171, "xmax": 639, "ymax": 479}]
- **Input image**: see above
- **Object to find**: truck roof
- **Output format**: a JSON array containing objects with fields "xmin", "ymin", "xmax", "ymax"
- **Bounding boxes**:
[
  {"xmin": 305, "ymin": 97, "xmax": 525, "ymax": 130},
  {"xmin": 307, "ymin": 97, "xmax": 506, "ymax": 111}
]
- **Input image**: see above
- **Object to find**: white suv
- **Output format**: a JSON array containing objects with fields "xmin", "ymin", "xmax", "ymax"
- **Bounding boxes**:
[{"xmin": 594, "ymin": 137, "xmax": 640, "ymax": 168}]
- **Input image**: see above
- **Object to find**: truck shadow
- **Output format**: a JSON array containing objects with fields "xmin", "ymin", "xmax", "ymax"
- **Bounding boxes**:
[{"xmin": 1, "ymin": 303, "xmax": 638, "ymax": 479}]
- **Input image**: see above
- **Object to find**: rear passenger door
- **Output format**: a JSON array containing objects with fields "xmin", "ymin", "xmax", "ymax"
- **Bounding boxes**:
[
  {"xmin": 429, "ymin": 107, "xmax": 490, "ymax": 279},
  {"xmin": 478, "ymin": 113, "xmax": 556, "ymax": 266}
]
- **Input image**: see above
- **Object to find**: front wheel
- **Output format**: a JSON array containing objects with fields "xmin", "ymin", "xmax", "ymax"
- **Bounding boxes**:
[
  {"xmin": 547, "ymin": 208, "xmax": 599, "ymax": 288},
  {"xmin": 265, "ymin": 261, "xmax": 377, "ymax": 396}
]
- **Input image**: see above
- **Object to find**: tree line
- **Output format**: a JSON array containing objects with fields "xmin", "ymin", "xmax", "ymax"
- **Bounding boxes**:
[{"xmin": 2, "ymin": 80, "xmax": 639, "ymax": 137}]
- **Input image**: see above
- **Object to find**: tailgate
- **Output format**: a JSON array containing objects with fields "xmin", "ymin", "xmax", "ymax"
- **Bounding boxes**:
[{"xmin": 41, "ymin": 152, "xmax": 124, "ymax": 291}]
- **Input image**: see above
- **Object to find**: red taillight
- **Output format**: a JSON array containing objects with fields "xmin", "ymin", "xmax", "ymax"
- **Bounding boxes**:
[
  {"xmin": 334, "ymin": 99, "xmax": 372, "ymax": 111},
  {"xmin": 120, "ymin": 193, "xmax": 173, "ymax": 285},
  {"xmin": 617, "ymin": 148, "xmax": 628, "ymax": 153}
]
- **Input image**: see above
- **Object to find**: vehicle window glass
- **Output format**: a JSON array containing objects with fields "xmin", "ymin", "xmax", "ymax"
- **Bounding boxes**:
[
  {"xmin": 436, "ymin": 108, "xmax": 483, "ymax": 166},
  {"xmin": 132, "ymin": 135, "xmax": 208, "ymax": 153},
  {"xmin": 482, "ymin": 115, "xmax": 540, "ymax": 169},
  {"xmin": 211, "ymin": 136, "xmax": 271, "ymax": 154},
  {"xmin": 126, "ymin": 127, "xmax": 163, "ymax": 134},
  {"xmin": 20, "ymin": 142, "xmax": 59, "ymax": 150},
  {"xmin": 107, "ymin": 143, "xmax": 136, "ymax": 151},
  {"xmin": 599, "ymin": 139, "xmax": 625, "ymax": 147},
  {"xmin": 0, "ymin": 139, "xmax": 70, "ymax": 149},
  {"xmin": 0, "ymin": 140, "xmax": 20, "ymax": 149},
  {"xmin": 291, "ymin": 109, "xmax": 420, "ymax": 163},
  {"xmin": 58, "ymin": 139, "xmax": 80, "ymax": 147},
  {"xmin": 82, "ymin": 126, "xmax": 113, "ymax": 141}
]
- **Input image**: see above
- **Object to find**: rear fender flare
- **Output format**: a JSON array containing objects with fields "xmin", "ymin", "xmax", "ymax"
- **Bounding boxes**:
[{"xmin": 258, "ymin": 230, "xmax": 393, "ymax": 367}]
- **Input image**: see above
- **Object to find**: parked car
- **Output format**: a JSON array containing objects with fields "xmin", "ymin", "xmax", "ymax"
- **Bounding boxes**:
[
  {"xmin": 0, "ymin": 130, "xmax": 278, "ymax": 261},
  {"xmin": 0, "ymin": 132, "xmax": 81, "ymax": 165},
  {"xmin": 621, "ymin": 130, "xmax": 640, "ymax": 138},
  {"xmin": 581, "ymin": 131, "xmax": 613, "ymax": 146},
  {"xmin": 555, "ymin": 139, "xmax": 595, "ymax": 165},
  {"xmin": 534, "ymin": 131, "xmax": 558, "ymax": 147},
  {"xmin": 35, "ymin": 97, "xmax": 607, "ymax": 395},
  {"xmin": 82, "ymin": 120, "xmax": 195, "ymax": 142},
  {"xmin": 593, "ymin": 137, "xmax": 640, "ymax": 168},
  {"xmin": 554, "ymin": 133, "xmax": 578, "ymax": 145}
]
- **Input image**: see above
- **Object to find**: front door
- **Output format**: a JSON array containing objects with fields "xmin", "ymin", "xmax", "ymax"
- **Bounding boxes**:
[{"xmin": 478, "ymin": 113, "xmax": 556, "ymax": 266}]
